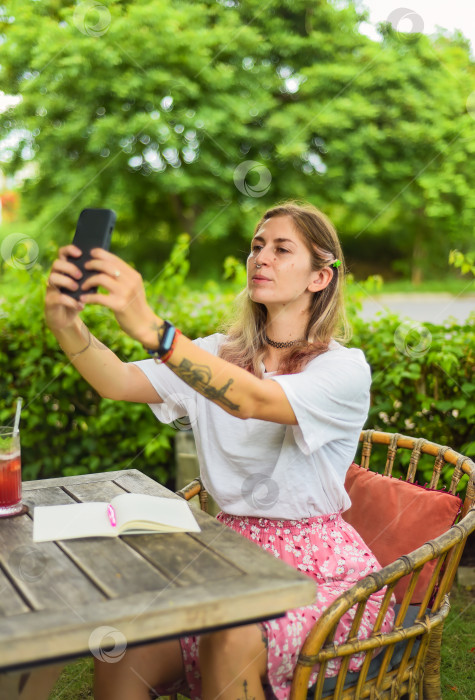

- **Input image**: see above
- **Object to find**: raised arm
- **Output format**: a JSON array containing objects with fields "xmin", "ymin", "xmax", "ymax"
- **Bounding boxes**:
[
  {"xmin": 45, "ymin": 245, "xmax": 162, "ymax": 404},
  {"xmin": 79, "ymin": 248, "xmax": 297, "ymax": 424},
  {"xmin": 145, "ymin": 329, "xmax": 296, "ymax": 424}
]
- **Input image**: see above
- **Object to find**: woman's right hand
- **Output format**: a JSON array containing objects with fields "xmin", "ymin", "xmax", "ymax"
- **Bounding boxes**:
[{"xmin": 45, "ymin": 245, "xmax": 85, "ymax": 332}]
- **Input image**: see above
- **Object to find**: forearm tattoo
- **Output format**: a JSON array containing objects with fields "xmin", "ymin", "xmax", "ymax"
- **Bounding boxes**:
[{"xmin": 168, "ymin": 357, "xmax": 240, "ymax": 411}]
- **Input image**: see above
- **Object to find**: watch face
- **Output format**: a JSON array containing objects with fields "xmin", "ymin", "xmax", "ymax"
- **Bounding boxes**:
[{"xmin": 162, "ymin": 324, "xmax": 176, "ymax": 351}]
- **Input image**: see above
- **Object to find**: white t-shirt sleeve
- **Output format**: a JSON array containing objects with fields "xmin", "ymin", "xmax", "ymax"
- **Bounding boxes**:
[
  {"xmin": 131, "ymin": 334, "xmax": 223, "ymax": 424},
  {"xmin": 269, "ymin": 347, "xmax": 371, "ymax": 455}
]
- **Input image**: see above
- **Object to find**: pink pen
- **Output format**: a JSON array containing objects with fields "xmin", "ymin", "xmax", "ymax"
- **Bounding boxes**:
[{"xmin": 107, "ymin": 504, "xmax": 117, "ymax": 527}]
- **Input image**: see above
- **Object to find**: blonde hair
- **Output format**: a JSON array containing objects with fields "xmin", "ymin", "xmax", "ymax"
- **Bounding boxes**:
[{"xmin": 219, "ymin": 201, "xmax": 351, "ymax": 376}]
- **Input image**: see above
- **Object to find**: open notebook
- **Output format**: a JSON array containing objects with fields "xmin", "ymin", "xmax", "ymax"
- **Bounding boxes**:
[{"xmin": 33, "ymin": 493, "xmax": 201, "ymax": 542}]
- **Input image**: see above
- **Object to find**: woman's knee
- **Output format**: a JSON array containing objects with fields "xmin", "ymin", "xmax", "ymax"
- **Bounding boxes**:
[
  {"xmin": 94, "ymin": 638, "xmax": 184, "ymax": 699},
  {"xmin": 199, "ymin": 624, "xmax": 267, "ymax": 677}
]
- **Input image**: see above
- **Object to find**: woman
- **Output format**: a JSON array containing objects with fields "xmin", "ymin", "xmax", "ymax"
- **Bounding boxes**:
[{"xmin": 45, "ymin": 201, "xmax": 395, "ymax": 700}]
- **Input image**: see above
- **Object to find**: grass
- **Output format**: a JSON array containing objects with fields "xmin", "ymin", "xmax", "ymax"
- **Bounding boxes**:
[
  {"xmin": 440, "ymin": 584, "xmax": 475, "ymax": 699},
  {"xmin": 370, "ymin": 278, "xmax": 474, "ymax": 295},
  {"xmin": 182, "ymin": 274, "xmax": 474, "ymax": 296},
  {"xmin": 50, "ymin": 656, "xmax": 93, "ymax": 699},
  {"xmin": 49, "ymin": 583, "xmax": 474, "ymax": 699}
]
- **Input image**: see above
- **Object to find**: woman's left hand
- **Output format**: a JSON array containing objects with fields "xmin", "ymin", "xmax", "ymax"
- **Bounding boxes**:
[{"xmin": 79, "ymin": 248, "xmax": 158, "ymax": 345}]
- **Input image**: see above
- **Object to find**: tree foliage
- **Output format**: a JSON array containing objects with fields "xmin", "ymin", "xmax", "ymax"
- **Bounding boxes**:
[{"xmin": 1, "ymin": 0, "xmax": 475, "ymax": 279}]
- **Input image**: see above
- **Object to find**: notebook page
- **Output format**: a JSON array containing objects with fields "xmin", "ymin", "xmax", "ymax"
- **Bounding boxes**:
[
  {"xmin": 33, "ymin": 501, "xmax": 111, "ymax": 542},
  {"xmin": 111, "ymin": 493, "xmax": 201, "ymax": 532}
]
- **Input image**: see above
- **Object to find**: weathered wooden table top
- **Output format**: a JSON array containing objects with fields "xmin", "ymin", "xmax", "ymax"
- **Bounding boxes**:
[{"xmin": 0, "ymin": 469, "xmax": 316, "ymax": 671}]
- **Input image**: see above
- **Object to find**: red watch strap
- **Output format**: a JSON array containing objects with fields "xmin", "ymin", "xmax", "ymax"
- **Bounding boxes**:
[{"xmin": 159, "ymin": 329, "xmax": 182, "ymax": 364}]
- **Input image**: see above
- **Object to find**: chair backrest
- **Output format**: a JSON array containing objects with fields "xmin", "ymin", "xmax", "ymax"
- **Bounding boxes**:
[
  {"xmin": 354, "ymin": 430, "xmax": 474, "ymax": 595},
  {"xmin": 290, "ymin": 430, "xmax": 475, "ymax": 700},
  {"xmin": 342, "ymin": 468, "xmax": 463, "ymax": 602}
]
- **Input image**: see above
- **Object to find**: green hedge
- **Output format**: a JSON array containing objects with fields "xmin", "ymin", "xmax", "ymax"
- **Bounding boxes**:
[
  {"xmin": 351, "ymin": 313, "xmax": 474, "ymax": 491},
  {"xmin": 1, "ymin": 238, "xmax": 473, "ymax": 493},
  {"xmin": 0, "ymin": 236, "xmax": 242, "ymax": 486}
]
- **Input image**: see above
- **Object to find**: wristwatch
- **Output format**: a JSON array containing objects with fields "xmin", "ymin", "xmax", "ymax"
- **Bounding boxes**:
[{"xmin": 144, "ymin": 321, "xmax": 177, "ymax": 360}]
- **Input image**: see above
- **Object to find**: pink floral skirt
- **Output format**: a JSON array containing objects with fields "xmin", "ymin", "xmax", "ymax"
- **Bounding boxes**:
[{"xmin": 155, "ymin": 511, "xmax": 395, "ymax": 700}]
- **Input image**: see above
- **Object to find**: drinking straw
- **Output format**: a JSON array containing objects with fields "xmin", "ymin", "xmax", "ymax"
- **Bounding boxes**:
[{"xmin": 13, "ymin": 397, "xmax": 22, "ymax": 436}]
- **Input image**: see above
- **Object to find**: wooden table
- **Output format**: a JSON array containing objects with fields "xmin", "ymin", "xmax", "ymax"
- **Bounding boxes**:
[{"xmin": 0, "ymin": 469, "xmax": 316, "ymax": 689}]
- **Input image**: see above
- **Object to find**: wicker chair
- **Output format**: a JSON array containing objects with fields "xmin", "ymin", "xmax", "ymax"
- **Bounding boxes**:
[{"xmin": 176, "ymin": 430, "xmax": 475, "ymax": 699}]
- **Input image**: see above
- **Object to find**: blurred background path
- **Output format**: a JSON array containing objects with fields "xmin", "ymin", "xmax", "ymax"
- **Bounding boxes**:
[{"xmin": 360, "ymin": 294, "xmax": 475, "ymax": 323}]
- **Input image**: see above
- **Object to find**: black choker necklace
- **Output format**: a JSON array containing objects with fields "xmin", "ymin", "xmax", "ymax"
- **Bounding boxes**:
[{"xmin": 265, "ymin": 334, "xmax": 304, "ymax": 349}]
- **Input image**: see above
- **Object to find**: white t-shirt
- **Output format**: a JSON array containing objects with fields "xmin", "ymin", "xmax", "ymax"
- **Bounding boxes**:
[{"xmin": 132, "ymin": 334, "xmax": 371, "ymax": 520}]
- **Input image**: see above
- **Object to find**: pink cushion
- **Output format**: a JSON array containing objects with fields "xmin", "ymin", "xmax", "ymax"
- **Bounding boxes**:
[{"xmin": 342, "ymin": 463, "xmax": 462, "ymax": 603}]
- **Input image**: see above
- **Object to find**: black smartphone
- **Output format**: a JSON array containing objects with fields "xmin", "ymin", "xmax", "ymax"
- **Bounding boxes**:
[{"xmin": 61, "ymin": 208, "xmax": 116, "ymax": 300}]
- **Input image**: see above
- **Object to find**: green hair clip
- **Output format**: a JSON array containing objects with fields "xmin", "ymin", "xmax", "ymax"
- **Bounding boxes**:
[{"xmin": 332, "ymin": 259, "xmax": 341, "ymax": 268}]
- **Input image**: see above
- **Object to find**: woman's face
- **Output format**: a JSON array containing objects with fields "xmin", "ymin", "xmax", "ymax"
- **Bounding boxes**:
[{"xmin": 247, "ymin": 215, "xmax": 326, "ymax": 311}]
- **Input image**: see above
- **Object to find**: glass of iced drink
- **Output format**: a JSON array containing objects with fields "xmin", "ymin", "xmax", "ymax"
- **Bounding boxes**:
[{"xmin": 0, "ymin": 427, "xmax": 23, "ymax": 517}]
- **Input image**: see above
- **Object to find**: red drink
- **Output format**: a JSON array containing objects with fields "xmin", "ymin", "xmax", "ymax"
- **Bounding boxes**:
[
  {"xmin": 0, "ymin": 428, "xmax": 22, "ymax": 517},
  {"xmin": 0, "ymin": 453, "xmax": 21, "ymax": 506}
]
